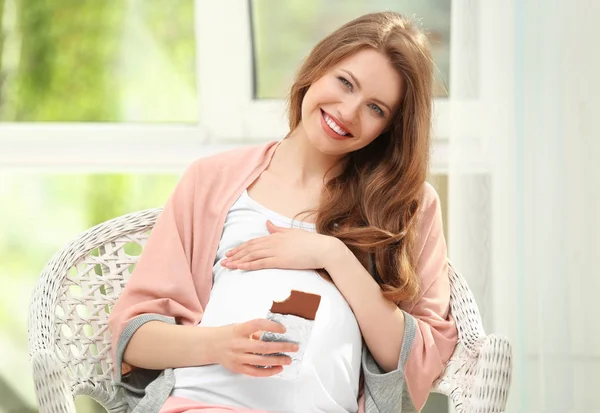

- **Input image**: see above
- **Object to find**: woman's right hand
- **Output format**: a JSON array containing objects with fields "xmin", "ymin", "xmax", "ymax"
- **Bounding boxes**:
[{"xmin": 212, "ymin": 318, "xmax": 298, "ymax": 377}]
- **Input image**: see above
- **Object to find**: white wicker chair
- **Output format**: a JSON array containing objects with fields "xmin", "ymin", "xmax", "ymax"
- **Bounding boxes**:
[{"xmin": 28, "ymin": 209, "xmax": 512, "ymax": 413}]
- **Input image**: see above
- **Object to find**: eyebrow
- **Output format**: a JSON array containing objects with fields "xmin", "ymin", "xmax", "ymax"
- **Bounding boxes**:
[{"xmin": 341, "ymin": 69, "xmax": 392, "ymax": 114}]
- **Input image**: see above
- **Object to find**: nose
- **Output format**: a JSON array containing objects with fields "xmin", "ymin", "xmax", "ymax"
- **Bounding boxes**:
[{"xmin": 337, "ymin": 97, "xmax": 361, "ymax": 125}]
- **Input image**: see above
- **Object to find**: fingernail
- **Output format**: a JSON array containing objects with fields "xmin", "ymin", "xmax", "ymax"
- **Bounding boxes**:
[{"xmin": 221, "ymin": 259, "xmax": 228, "ymax": 266}]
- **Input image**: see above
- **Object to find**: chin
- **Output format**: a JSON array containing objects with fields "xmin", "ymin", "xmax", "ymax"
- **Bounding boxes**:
[{"xmin": 309, "ymin": 134, "xmax": 351, "ymax": 156}]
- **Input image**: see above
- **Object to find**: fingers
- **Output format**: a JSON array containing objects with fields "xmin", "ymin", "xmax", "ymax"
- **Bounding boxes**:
[
  {"xmin": 235, "ymin": 258, "xmax": 278, "ymax": 271},
  {"xmin": 236, "ymin": 319, "xmax": 299, "ymax": 354},
  {"xmin": 226, "ymin": 237, "xmax": 269, "ymax": 259},
  {"xmin": 246, "ymin": 339, "xmax": 299, "ymax": 356},
  {"xmin": 242, "ymin": 353, "xmax": 293, "ymax": 368},
  {"xmin": 225, "ymin": 248, "xmax": 264, "ymax": 263},
  {"xmin": 223, "ymin": 256, "xmax": 278, "ymax": 271},
  {"xmin": 226, "ymin": 248, "xmax": 270, "ymax": 266},
  {"xmin": 237, "ymin": 318, "xmax": 286, "ymax": 336},
  {"xmin": 226, "ymin": 319, "xmax": 299, "ymax": 378},
  {"xmin": 236, "ymin": 364, "xmax": 284, "ymax": 377}
]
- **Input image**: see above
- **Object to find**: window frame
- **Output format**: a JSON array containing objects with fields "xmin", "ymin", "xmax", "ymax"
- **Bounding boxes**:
[{"xmin": 0, "ymin": 0, "xmax": 450, "ymax": 174}]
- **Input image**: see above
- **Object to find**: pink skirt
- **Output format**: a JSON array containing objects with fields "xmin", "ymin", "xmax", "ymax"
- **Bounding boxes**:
[
  {"xmin": 159, "ymin": 396, "xmax": 272, "ymax": 413},
  {"xmin": 160, "ymin": 394, "xmax": 366, "ymax": 413}
]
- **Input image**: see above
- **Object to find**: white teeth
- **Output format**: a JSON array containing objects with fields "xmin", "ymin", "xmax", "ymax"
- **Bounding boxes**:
[{"xmin": 324, "ymin": 113, "xmax": 348, "ymax": 136}]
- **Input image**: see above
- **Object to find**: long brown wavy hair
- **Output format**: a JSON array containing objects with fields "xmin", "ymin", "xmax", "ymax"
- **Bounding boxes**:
[{"xmin": 288, "ymin": 12, "xmax": 434, "ymax": 304}]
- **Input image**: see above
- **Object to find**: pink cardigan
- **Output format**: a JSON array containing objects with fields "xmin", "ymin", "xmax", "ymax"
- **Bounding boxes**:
[{"xmin": 108, "ymin": 140, "xmax": 457, "ymax": 412}]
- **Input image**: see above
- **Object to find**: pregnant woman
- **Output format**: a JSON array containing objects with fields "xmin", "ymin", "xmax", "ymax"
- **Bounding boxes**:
[{"xmin": 109, "ymin": 11, "xmax": 457, "ymax": 413}]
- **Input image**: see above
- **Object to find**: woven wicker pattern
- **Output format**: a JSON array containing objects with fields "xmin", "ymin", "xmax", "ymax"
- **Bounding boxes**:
[
  {"xmin": 28, "ymin": 209, "xmax": 161, "ymax": 413},
  {"xmin": 28, "ymin": 209, "xmax": 512, "ymax": 413},
  {"xmin": 432, "ymin": 264, "xmax": 513, "ymax": 412}
]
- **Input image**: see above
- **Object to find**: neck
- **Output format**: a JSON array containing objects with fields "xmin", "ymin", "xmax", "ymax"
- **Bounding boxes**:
[{"xmin": 270, "ymin": 127, "xmax": 345, "ymax": 188}]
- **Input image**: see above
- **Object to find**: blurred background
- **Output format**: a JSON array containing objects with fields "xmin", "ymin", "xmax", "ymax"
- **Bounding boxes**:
[{"xmin": 0, "ymin": 0, "xmax": 598, "ymax": 412}]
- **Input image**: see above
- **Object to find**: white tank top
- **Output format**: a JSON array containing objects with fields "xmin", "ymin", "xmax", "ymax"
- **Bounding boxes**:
[{"xmin": 171, "ymin": 190, "xmax": 363, "ymax": 412}]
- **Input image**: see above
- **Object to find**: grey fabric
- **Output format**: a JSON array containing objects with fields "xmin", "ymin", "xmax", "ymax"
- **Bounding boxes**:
[
  {"xmin": 362, "ymin": 311, "xmax": 418, "ymax": 412},
  {"xmin": 113, "ymin": 312, "xmax": 419, "ymax": 413},
  {"xmin": 114, "ymin": 314, "xmax": 177, "ymax": 412}
]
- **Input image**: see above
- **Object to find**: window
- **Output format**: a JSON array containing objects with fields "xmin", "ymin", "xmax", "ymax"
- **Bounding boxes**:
[
  {"xmin": 0, "ymin": 0, "xmax": 207, "ymax": 170},
  {"xmin": 0, "ymin": 1, "xmax": 195, "ymax": 410},
  {"xmin": 195, "ymin": 1, "xmax": 450, "ymax": 144},
  {"xmin": 0, "ymin": 0, "xmax": 197, "ymax": 123},
  {"xmin": 0, "ymin": 172, "xmax": 178, "ymax": 411},
  {"xmin": 250, "ymin": 0, "xmax": 451, "ymax": 99}
]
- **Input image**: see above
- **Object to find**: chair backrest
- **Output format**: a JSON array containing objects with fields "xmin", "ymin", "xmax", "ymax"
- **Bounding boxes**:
[
  {"xmin": 28, "ymin": 209, "xmax": 162, "ymax": 412},
  {"xmin": 28, "ymin": 209, "xmax": 511, "ymax": 413},
  {"xmin": 434, "ymin": 264, "xmax": 512, "ymax": 412}
]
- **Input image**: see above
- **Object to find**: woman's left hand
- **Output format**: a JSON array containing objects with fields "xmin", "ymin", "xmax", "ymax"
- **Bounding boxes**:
[{"xmin": 221, "ymin": 220, "xmax": 341, "ymax": 271}]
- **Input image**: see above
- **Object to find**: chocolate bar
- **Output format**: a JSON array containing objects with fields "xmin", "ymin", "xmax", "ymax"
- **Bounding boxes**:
[{"xmin": 259, "ymin": 290, "xmax": 321, "ymax": 379}]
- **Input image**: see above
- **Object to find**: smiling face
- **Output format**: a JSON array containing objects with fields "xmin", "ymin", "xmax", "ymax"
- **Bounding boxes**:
[{"xmin": 300, "ymin": 48, "xmax": 404, "ymax": 156}]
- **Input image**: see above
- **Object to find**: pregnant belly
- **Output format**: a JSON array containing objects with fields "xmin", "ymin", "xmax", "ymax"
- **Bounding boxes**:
[
  {"xmin": 201, "ymin": 267, "xmax": 340, "ymax": 327},
  {"xmin": 174, "ymin": 267, "xmax": 363, "ymax": 412},
  {"xmin": 173, "ymin": 361, "xmax": 358, "ymax": 412}
]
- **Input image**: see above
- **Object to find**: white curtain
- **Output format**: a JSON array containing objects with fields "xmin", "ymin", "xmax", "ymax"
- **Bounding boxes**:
[{"xmin": 448, "ymin": 0, "xmax": 600, "ymax": 411}]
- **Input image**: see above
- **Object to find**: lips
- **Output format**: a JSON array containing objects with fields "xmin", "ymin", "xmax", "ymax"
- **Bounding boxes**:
[{"xmin": 320, "ymin": 109, "xmax": 353, "ymax": 140}]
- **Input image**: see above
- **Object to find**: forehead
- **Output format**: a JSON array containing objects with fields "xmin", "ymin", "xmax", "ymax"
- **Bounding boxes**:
[{"xmin": 333, "ymin": 48, "xmax": 403, "ymax": 108}]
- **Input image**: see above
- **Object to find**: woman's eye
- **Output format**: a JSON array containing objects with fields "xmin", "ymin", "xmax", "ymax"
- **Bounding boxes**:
[
  {"xmin": 369, "ymin": 103, "xmax": 385, "ymax": 117},
  {"xmin": 337, "ymin": 76, "xmax": 352, "ymax": 89}
]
